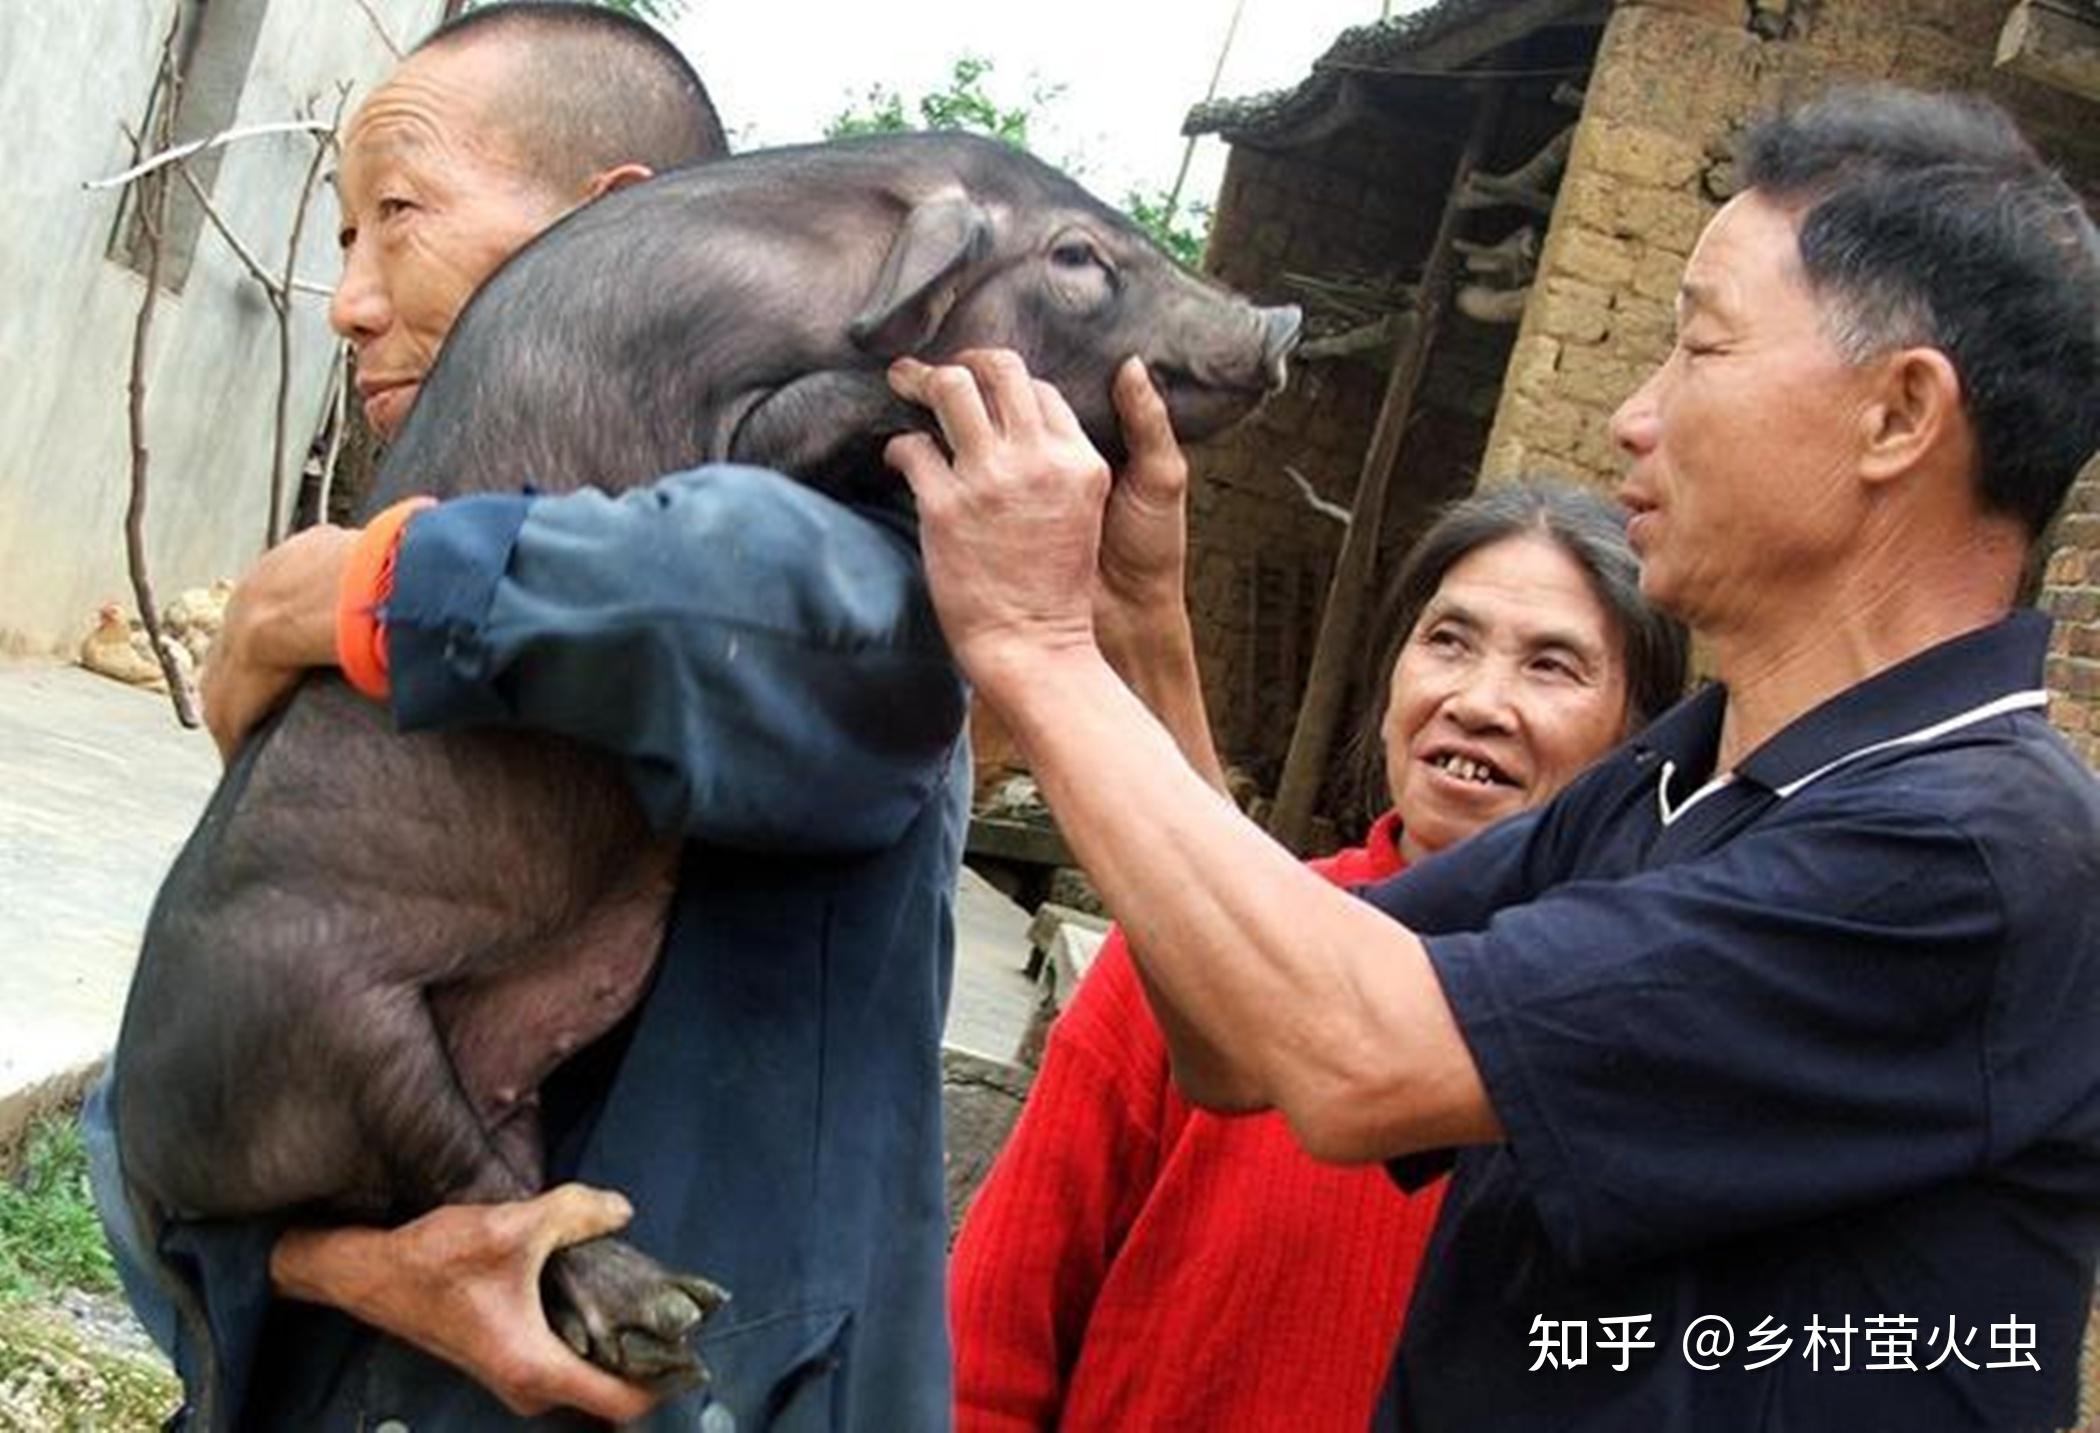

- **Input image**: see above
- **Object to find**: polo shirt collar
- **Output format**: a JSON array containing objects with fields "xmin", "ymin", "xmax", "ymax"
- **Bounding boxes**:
[{"xmin": 1637, "ymin": 610, "xmax": 2051, "ymax": 801}]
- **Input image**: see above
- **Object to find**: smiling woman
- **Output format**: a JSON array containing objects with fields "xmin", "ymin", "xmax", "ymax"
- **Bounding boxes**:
[
  {"xmin": 1363, "ymin": 482, "xmax": 1691, "ymax": 861},
  {"xmin": 949, "ymin": 480, "xmax": 1688, "ymax": 1433}
]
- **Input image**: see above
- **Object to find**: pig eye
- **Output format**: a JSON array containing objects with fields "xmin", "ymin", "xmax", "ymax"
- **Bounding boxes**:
[{"xmin": 1051, "ymin": 240, "xmax": 1099, "ymax": 270}]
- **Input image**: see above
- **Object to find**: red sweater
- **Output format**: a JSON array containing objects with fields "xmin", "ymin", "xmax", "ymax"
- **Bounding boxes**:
[{"xmin": 950, "ymin": 813, "xmax": 1445, "ymax": 1431}]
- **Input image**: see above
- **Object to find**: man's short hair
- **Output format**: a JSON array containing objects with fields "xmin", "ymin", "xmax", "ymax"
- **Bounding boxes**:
[
  {"xmin": 418, "ymin": 2, "xmax": 728, "ymax": 193},
  {"xmin": 1740, "ymin": 85, "xmax": 2100, "ymax": 538}
]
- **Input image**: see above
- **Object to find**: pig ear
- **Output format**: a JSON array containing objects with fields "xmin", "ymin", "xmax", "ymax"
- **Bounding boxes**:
[{"xmin": 848, "ymin": 193, "xmax": 993, "ymax": 358}]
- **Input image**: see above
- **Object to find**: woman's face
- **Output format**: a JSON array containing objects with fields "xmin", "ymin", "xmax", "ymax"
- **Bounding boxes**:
[{"xmin": 1382, "ymin": 534, "xmax": 1632, "ymax": 863}]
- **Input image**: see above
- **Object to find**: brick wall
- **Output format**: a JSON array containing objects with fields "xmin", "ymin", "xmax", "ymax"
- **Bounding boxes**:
[
  {"xmin": 2046, "ymin": 462, "xmax": 2100, "ymax": 768},
  {"xmin": 1482, "ymin": 0, "xmax": 2100, "ymax": 492}
]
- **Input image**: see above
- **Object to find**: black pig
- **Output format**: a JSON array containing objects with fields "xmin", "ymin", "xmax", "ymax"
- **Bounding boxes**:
[{"xmin": 113, "ymin": 132, "xmax": 1299, "ymax": 1390}]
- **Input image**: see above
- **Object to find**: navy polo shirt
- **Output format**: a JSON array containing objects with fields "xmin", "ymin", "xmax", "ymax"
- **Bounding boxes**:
[{"xmin": 1363, "ymin": 611, "xmax": 2100, "ymax": 1431}]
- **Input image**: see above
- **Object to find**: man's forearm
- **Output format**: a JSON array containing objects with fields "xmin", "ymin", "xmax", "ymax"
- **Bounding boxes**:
[
  {"xmin": 1097, "ymin": 602, "xmax": 1227, "ymax": 794},
  {"xmin": 982, "ymin": 644, "xmax": 1493, "ymax": 1161}
]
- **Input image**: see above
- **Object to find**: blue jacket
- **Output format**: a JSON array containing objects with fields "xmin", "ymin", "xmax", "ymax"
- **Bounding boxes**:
[{"xmin": 91, "ymin": 466, "xmax": 969, "ymax": 1431}]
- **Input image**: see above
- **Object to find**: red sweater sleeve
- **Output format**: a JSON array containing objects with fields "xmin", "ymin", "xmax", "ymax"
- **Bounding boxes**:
[{"xmin": 950, "ymin": 933, "xmax": 1166, "ymax": 1432}]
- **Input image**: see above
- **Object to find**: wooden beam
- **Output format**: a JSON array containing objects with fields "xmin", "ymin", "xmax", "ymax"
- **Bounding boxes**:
[
  {"xmin": 1266, "ymin": 86, "xmax": 1507, "ymax": 854},
  {"xmin": 1997, "ymin": 1, "xmax": 2100, "ymax": 104}
]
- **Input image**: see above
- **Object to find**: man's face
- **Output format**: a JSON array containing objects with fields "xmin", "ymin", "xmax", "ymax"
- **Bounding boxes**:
[
  {"xmin": 1609, "ymin": 191, "xmax": 1879, "ymax": 632},
  {"xmin": 331, "ymin": 41, "xmax": 573, "ymax": 439}
]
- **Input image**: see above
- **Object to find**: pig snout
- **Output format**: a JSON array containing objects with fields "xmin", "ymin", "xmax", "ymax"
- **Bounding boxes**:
[
  {"xmin": 1147, "ymin": 301, "xmax": 1302, "ymax": 444},
  {"xmin": 1260, "ymin": 305, "xmax": 1303, "ymax": 391}
]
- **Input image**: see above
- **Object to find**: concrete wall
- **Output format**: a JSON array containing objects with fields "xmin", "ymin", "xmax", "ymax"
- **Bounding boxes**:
[{"xmin": 0, "ymin": 0, "xmax": 444, "ymax": 657}]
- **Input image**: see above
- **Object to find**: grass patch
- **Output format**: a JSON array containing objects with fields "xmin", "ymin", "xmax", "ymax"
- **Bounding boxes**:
[{"xmin": 0, "ymin": 1116, "xmax": 118, "ymax": 1307}]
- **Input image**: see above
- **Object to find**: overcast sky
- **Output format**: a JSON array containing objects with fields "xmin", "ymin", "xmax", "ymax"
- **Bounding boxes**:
[{"xmin": 675, "ymin": 1, "xmax": 1423, "ymax": 213}]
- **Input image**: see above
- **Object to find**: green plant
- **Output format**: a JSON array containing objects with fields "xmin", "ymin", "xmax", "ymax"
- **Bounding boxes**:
[
  {"xmin": 1122, "ymin": 186, "xmax": 1211, "ymax": 270},
  {"xmin": 0, "ymin": 1118, "xmax": 118, "ymax": 1307},
  {"xmin": 825, "ymin": 55, "xmax": 1056, "ymax": 151}
]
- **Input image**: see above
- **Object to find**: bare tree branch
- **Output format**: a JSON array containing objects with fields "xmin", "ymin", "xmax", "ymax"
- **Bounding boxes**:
[
  {"xmin": 314, "ymin": 340, "xmax": 353, "ymax": 528},
  {"xmin": 1283, "ymin": 466, "xmax": 1352, "ymax": 527},
  {"xmin": 350, "ymin": 0, "xmax": 404, "ymax": 58},
  {"xmin": 153, "ymin": 160, "xmax": 338, "ymax": 305},
  {"xmin": 123, "ymin": 20, "xmax": 201, "ymax": 727},
  {"xmin": 84, "ymin": 119, "xmax": 336, "ymax": 191},
  {"xmin": 269, "ymin": 86, "xmax": 351, "ymax": 546},
  {"xmin": 165, "ymin": 151, "xmax": 284, "ymax": 308}
]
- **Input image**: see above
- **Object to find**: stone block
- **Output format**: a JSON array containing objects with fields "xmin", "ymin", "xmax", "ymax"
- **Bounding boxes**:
[
  {"xmin": 1572, "ymin": 408, "xmax": 1625, "ymax": 475},
  {"xmin": 1553, "ymin": 225, "xmax": 1640, "ymax": 289},
  {"xmin": 2048, "ymin": 693, "xmax": 2089, "ymax": 734},
  {"xmin": 1580, "ymin": 119, "xmax": 1708, "ymax": 191},
  {"xmin": 1613, "ymin": 292, "xmax": 1679, "ymax": 360},
  {"xmin": 1478, "ymin": 428, "xmax": 1530, "ymax": 486},
  {"xmin": 942, "ymin": 1045, "xmax": 1034, "ymax": 1231},
  {"xmin": 2069, "ymin": 658, "xmax": 2100, "ymax": 700},
  {"xmin": 2074, "ymin": 626, "xmax": 2100, "ymax": 662},
  {"xmin": 1535, "ymin": 275, "xmax": 1613, "ymax": 344},
  {"xmin": 1617, "ymin": 185, "xmax": 1715, "ymax": 252},
  {"xmin": 2046, "ymin": 587, "xmax": 2100, "ymax": 626},
  {"xmin": 1633, "ymin": 245, "xmax": 1691, "ymax": 302},
  {"xmin": 1558, "ymin": 352, "xmax": 1648, "ymax": 411},
  {"xmin": 1503, "ymin": 394, "xmax": 1586, "ymax": 455},
  {"xmin": 1505, "ymin": 333, "xmax": 1564, "ymax": 399},
  {"xmin": 1555, "ymin": 170, "xmax": 1621, "ymax": 231}
]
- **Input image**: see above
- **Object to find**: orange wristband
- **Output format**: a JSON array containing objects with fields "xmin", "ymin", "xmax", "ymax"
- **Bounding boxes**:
[{"xmin": 335, "ymin": 496, "xmax": 436, "ymax": 701}]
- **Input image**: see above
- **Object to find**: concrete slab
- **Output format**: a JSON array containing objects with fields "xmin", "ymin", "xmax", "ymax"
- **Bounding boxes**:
[
  {"xmin": 0, "ymin": 658, "xmax": 1039, "ymax": 1148},
  {"xmin": 944, "ymin": 867, "xmax": 1042, "ymax": 1064},
  {"xmin": 0, "ymin": 662, "xmax": 217, "ymax": 1158}
]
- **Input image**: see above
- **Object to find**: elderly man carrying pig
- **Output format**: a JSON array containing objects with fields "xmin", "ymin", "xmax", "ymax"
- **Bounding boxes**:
[{"xmin": 84, "ymin": 5, "xmax": 1225, "ymax": 1430}]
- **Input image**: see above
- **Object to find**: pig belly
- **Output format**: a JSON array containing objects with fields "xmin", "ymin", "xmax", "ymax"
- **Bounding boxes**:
[
  {"xmin": 431, "ymin": 846, "xmax": 677, "ymax": 1187},
  {"xmin": 117, "ymin": 679, "xmax": 672, "ymax": 1221}
]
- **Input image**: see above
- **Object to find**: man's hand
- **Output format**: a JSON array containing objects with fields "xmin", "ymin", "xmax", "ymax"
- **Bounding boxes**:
[
  {"xmin": 269, "ymin": 1184, "xmax": 665, "ymax": 1424},
  {"xmin": 886, "ymin": 350, "xmax": 1111, "ymax": 697},
  {"xmin": 1094, "ymin": 357, "xmax": 1192, "ymax": 654},
  {"xmin": 201, "ymin": 524, "xmax": 356, "ymax": 760}
]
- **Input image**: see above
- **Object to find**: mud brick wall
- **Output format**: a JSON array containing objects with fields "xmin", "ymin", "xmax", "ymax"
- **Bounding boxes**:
[{"xmin": 1481, "ymin": 0, "xmax": 2100, "ymax": 492}]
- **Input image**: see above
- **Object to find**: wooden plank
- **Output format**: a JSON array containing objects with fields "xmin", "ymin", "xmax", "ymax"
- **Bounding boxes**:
[
  {"xmin": 1997, "ymin": 1, "xmax": 2100, "ymax": 104},
  {"xmin": 1267, "ymin": 86, "xmax": 1507, "ymax": 854}
]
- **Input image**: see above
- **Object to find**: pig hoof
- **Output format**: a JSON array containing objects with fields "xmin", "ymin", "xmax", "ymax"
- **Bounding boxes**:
[{"xmin": 543, "ymin": 1235, "xmax": 731, "ymax": 1387}]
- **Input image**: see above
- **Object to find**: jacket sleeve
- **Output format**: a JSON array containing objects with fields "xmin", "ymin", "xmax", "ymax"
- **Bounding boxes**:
[
  {"xmin": 382, "ymin": 465, "xmax": 966, "ymax": 854},
  {"xmin": 949, "ymin": 935, "xmax": 1168, "ymax": 1432}
]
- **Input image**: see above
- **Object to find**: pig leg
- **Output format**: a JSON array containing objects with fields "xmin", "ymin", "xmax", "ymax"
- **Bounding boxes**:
[
  {"xmin": 728, "ymin": 370, "xmax": 924, "ymax": 485},
  {"xmin": 355, "ymin": 989, "xmax": 725, "ymax": 1386}
]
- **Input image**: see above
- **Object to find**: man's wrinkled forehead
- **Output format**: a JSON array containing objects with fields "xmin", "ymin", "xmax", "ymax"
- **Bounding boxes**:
[
  {"xmin": 342, "ymin": 42, "xmax": 518, "ymax": 176},
  {"xmin": 1677, "ymin": 190, "xmax": 1808, "ymax": 322}
]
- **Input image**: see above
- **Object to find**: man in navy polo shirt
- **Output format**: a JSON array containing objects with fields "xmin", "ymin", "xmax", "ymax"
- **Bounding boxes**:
[{"xmin": 888, "ymin": 86, "xmax": 2100, "ymax": 1429}]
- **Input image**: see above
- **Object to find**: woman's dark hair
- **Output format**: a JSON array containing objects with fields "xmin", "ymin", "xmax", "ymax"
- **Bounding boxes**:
[{"xmin": 1349, "ymin": 481, "xmax": 1689, "ymax": 819}]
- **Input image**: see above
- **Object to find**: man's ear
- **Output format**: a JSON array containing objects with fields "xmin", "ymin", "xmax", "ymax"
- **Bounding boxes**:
[
  {"xmin": 584, "ymin": 163, "xmax": 654, "ymax": 202},
  {"xmin": 1859, "ymin": 346, "xmax": 1963, "ymax": 487},
  {"xmin": 848, "ymin": 191, "xmax": 993, "ymax": 359}
]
